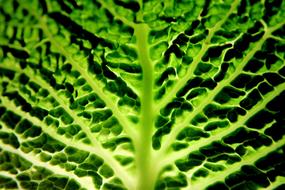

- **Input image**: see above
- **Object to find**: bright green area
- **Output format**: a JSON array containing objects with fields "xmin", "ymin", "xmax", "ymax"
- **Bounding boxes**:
[{"xmin": 0, "ymin": 0, "xmax": 285, "ymax": 190}]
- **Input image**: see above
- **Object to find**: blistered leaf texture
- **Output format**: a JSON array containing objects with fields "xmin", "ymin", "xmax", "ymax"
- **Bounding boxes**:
[{"xmin": 0, "ymin": 0, "xmax": 285, "ymax": 189}]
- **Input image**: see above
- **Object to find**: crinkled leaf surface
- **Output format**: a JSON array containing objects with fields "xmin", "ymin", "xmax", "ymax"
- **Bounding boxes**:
[{"xmin": 0, "ymin": 0, "xmax": 285, "ymax": 189}]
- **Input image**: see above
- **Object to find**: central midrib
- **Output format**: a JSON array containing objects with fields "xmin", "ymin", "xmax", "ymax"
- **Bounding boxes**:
[{"xmin": 134, "ymin": 23, "xmax": 158, "ymax": 190}]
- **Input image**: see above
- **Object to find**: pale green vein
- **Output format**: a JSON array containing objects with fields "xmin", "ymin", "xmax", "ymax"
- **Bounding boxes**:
[
  {"xmin": 0, "ymin": 143, "xmax": 94, "ymax": 190},
  {"xmin": 15, "ymin": 66, "xmax": 118, "ymax": 144},
  {"xmin": 96, "ymin": 0, "xmax": 135, "ymax": 28},
  {"xmin": 0, "ymin": 120, "xmax": 17, "ymax": 133},
  {"xmin": 159, "ymin": 81, "xmax": 285, "ymax": 166},
  {"xmin": 154, "ymin": 0, "xmax": 240, "ymax": 112},
  {"xmin": 0, "ymin": 97, "xmax": 135, "ymax": 189},
  {"xmin": 157, "ymin": 21, "xmax": 285, "ymax": 156},
  {"xmin": 0, "ymin": 171, "xmax": 17, "ymax": 181},
  {"xmin": 18, "ymin": 71, "xmax": 135, "ymax": 188},
  {"xmin": 0, "ymin": 171, "xmax": 19, "ymax": 188},
  {"xmin": 38, "ymin": 17, "xmax": 137, "ymax": 139},
  {"xmin": 17, "ymin": 0, "xmax": 137, "ymax": 140},
  {"xmin": 12, "ymin": 81, "xmax": 134, "ymax": 187},
  {"xmin": 134, "ymin": 23, "xmax": 158, "ymax": 190},
  {"xmin": 261, "ymin": 177, "xmax": 285, "ymax": 190},
  {"xmin": 191, "ymin": 138, "xmax": 285, "ymax": 190}
]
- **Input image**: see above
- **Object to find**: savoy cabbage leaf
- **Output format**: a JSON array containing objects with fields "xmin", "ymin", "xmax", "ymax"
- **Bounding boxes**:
[{"xmin": 0, "ymin": 0, "xmax": 285, "ymax": 189}]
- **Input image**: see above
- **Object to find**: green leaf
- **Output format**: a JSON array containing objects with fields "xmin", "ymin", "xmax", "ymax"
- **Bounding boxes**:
[{"xmin": 1, "ymin": 0, "xmax": 285, "ymax": 189}]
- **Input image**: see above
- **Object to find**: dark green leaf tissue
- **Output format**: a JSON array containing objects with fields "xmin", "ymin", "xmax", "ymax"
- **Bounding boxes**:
[{"xmin": 0, "ymin": 0, "xmax": 285, "ymax": 189}]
